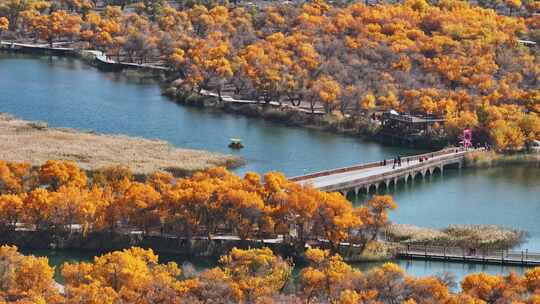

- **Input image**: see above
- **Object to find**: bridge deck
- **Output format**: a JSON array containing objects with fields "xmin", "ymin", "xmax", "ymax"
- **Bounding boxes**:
[
  {"xmin": 398, "ymin": 245, "xmax": 540, "ymax": 266},
  {"xmin": 296, "ymin": 149, "xmax": 468, "ymax": 190}
]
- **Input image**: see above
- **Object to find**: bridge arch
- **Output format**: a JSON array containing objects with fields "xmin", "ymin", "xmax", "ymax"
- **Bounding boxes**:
[
  {"xmin": 432, "ymin": 165, "xmax": 443, "ymax": 176},
  {"xmin": 345, "ymin": 189, "xmax": 356, "ymax": 200},
  {"xmin": 406, "ymin": 174, "xmax": 413, "ymax": 184},
  {"xmin": 378, "ymin": 181, "xmax": 389, "ymax": 193},
  {"xmin": 368, "ymin": 183, "xmax": 378, "ymax": 194}
]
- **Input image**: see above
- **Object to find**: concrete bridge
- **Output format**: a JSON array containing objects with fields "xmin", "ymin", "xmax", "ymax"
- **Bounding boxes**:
[{"xmin": 290, "ymin": 147, "xmax": 481, "ymax": 196}]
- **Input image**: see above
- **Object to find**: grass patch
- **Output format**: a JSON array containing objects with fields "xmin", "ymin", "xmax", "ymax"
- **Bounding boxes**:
[
  {"xmin": 386, "ymin": 224, "xmax": 526, "ymax": 250},
  {"xmin": 465, "ymin": 150, "xmax": 540, "ymax": 168},
  {"xmin": 0, "ymin": 114, "xmax": 243, "ymax": 176}
]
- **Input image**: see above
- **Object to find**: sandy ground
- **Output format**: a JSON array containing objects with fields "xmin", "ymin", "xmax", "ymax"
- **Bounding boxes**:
[{"xmin": 0, "ymin": 114, "xmax": 243, "ymax": 176}]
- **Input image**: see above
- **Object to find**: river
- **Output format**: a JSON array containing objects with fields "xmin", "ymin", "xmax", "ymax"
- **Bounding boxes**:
[{"xmin": 1, "ymin": 53, "xmax": 539, "ymax": 282}]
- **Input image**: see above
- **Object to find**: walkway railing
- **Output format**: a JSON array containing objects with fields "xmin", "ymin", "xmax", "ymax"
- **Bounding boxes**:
[
  {"xmin": 316, "ymin": 149, "xmax": 473, "ymax": 192},
  {"xmin": 398, "ymin": 244, "xmax": 540, "ymax": 266},
  {"xmin": 289, "ymin": 147, "xmax": 463, "ymax": 182}
]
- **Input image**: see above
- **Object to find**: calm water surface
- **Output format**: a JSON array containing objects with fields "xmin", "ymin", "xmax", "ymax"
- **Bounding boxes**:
[
  {"xmin": 26, "ymin": 249, "xmax": 531, "ymax": 288},
  {"xmin": 0, "ymin": 54, "xmax": 418, "ymax": 176},
  {"xmin": 2, "ymin": 54, "xmax": 539, "ymax": 280},
  {"xmin": 357, "ymin": 166, "xmax": 540, "ymax": 250}
]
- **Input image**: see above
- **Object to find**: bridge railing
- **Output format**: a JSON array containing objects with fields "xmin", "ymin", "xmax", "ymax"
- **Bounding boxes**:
[
  {"xmin": 289, "ymin": 147, "xmax": 462, "ymax": 182},
  {"xmin": 397, "ymin": 244, "xmax": 540, "ymax": 261},
  {"xmin": 318, "ymin": 150, "xmax": 474, "ymax": 192}
]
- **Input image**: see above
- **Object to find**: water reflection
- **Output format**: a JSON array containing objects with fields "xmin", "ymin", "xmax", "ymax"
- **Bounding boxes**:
[
  {"xmin": 353, "ymin": 166, "xmax": 540, "ymax": 250},
  {"xmin": 3, "ymin": 53, "xmax": 539, "ymax": 278},
  {"xmin": 0, "ymin": 53, "xmax": 420, "ymax": 176}
]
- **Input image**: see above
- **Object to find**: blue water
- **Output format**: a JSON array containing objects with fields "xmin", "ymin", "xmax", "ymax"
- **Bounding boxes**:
[
  {"xmin": 2, "ymin": 53, "xmax": 539, "ymax": 280},
  {"xmin": 0, "ymin": 54, "xmax": 418, "ymax": 177}
]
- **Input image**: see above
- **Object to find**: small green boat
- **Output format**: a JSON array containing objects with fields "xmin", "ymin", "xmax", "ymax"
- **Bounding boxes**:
[{"xmin": 228, "ymin": 138, "xmax": 244, "ymax": 149}]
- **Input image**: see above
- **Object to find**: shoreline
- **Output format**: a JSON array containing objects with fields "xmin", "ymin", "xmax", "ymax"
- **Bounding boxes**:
[
  {"xmin": 164, "ymin": 89, "xmax": 449, "ymax": 150},
  {"xmin": 0, "ymin": 113, "xmax": 243, "ymax": 176},
  {"xmin": 1, "ymin": 45, "xmax": 447, "ymax": 150},
  {"xmin": 464, "ymin": 150, "xmax": 540, "ymax": 169}
]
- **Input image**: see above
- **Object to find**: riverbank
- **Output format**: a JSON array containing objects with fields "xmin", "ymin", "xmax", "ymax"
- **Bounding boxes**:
[
  {"xmin": 0, "ymin": 114, "xmax": 243, "ymax": 176},
  {"xmin": 165, "ymin": 89, "xmax": 449, "ymax": 149},
  {"xmin": 0, "ymin": 230, "xmax": 389, "ymax": 263},
  {"xmin": 386, "ymin": 224, "xmax": 526, "ymax": 250},
  {"xmin": 1, "ymin": 42, "xmax": 448, "ymax": 150},
  {"xmin": 464, "ymin": 150, "xmax": 540, "ymax": 168}
]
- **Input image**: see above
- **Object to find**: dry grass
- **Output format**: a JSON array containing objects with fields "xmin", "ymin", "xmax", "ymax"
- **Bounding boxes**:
[
  {"xmin": 0, "ymin": 114, "xmax": 243, "ymax": 176},
  {"xmin": 465, "ymin": 150, "xmax": 539, "ymax": 168},
  {"xmin": 386, "ymin": 224, "xmax": 526, "ymax": 250}
]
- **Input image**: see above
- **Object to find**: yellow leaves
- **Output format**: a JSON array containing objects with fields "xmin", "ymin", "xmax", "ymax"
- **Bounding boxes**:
[
  {"xmin": 525, "ymin": 268, "xmax": 540, "ymax": 292},
  {"xmin": 0, "ymin": 194, "xmax": 23, "ymax": 223},
  {"xmin": 300, "ymin": 248, "xmax": 360, "ymax": 301},
  {"xmin": 445, "ymin": 110, "xmax": 479, "ymax": 138},
  {"xmin": 39, "ymin": 160, "xmax": 88, "ymax": 191},
  {"xmin": 506, "ymin": 0, "xmax": 522, "ymax": 9},
  {"xmin": 169, "ymin": 48, "xmax": 185, "ymax": 67},
  {"xmin": 16, "ymin": 256, "xmax": 56, "ymax": 294},
  {"xmin": 220, "ymin": 247, "xmax": 292, "ymax": 301},
  {"xmin": 420, "ymin": 95, "xmax": 438, "ymax": 114},
  {"xmin": 0, "ymin": 160, "xmax": 31, "ymax": 194},
  {"xmin": 461, "ymin": 273, "xmax": 504, "ymax": 301},
  {"xmin": 489, "ymin": 119, "xmax": 526, "ymax": 150},
  {"xmin": 31, "ymin": 10, "xmax": 82, "ymax": 42},
  {"xmin": 405, "ymin": 0, "xmax": 430, "ymax": 12},
  {"xmin": 0, "ymin": 245, "xmax": 58, "ymax": 301},
  {"xmin": 378, "ymin": 91, "xmax": 400, "ymax": 110},
  {"xmin": 301, "ymin": 268, "xmax": 326, "ymax": 287},
  {"xmin": 360, "ymin": 93, "xmax": 376, "ymax": 111},
  {"xmin": 64, "ymin": 281, "xmax": 118, "ymax": 304},
  {"xmin": 61, "ymin": 247, "xmax": 191, "ymax": 303},
  {"xmin": 305, "ymin": 248, "xmax": 330, "ymax": 264},
  {"xmin": 0, "ymin": 17, "xmax": 8, "ymax": 31},
  {"xmin": 24, "ymin": 188, "xmax": 56, "ymax": 226},
  {"xmin": 314, "ymin": 75, "xmax": 341, "ymax": 105},
  {"xmin": 121, "ymin": 182, "xmax": 160, "ymax": 210}
]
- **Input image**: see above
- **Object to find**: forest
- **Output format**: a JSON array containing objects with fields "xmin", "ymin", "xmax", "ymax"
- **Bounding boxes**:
[
  {"xmin": 0, "ymin": 160, "xmax": 396, "ymax": 254},
  {"xmin": 1, "ymin": 0, "xmax": 539, "ymax": 149},
  {"xmin": 3, "ymin": 245, "xmax": 540, "ymax": 303}
]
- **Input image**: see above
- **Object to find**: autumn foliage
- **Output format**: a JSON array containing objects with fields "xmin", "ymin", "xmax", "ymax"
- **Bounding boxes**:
[
  {"xmin": 0, "ymin": 160, "xmax": 395, "ymax": 255},
  {"xmin": 4, "ymin": 245, "xmax": 540, "ymax": 303},
  {"xmin": 1, "ymin": 0, "xmax": 539, "ymax": 149}
]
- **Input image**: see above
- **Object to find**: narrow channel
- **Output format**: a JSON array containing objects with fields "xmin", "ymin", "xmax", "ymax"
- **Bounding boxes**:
[{"xmin": 2, "ymin": 54, "xmax": 538, "ymax": 282}]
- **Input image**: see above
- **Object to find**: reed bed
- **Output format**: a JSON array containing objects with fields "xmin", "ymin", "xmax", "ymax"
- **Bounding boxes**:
[
  {"xmin": 465, "ymin": 150, "xmax": 539, "ymax": 168},
  {"xmin": 386, "ymin": 224, "xmax": 526, "ymax": 250},
  {"xmin": 0, "ymin": 114, "xmax": 243, "ymax": 176}
]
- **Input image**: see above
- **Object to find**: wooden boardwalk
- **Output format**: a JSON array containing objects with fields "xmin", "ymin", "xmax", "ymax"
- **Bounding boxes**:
[
  {"xmin": 199, "ymin": 89, "xmax": 326, "ymax": 115},
  {"xmin": 1, "ymin": 41, "xmax": 169, "ymax": 71},
  {"xmin": 397, "ymin": 244, "xmax": 540, "ymax": 266},
  {"xmin": 291, "ymin": 147, "xmax": 481, "ymax": 195}
]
